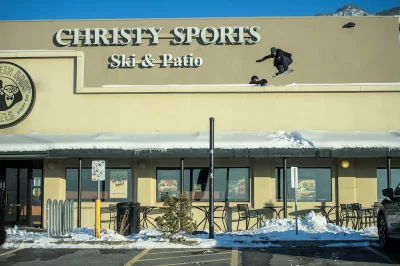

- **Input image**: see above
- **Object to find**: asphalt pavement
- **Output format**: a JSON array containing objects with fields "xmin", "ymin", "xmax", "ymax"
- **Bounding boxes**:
[{"xmin": 0, "ymin": 246, "xmax": 399, "ymax": 266}]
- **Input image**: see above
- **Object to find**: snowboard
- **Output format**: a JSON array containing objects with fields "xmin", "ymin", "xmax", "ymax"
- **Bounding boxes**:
[{"xmin": 272, "ymin": 69, "xmax": 294, "ymax": 78}]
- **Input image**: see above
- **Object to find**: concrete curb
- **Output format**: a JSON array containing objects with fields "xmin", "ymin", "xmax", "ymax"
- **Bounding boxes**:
[
  {"xmin": 6, "ymin": 239, "xmax": 380, "ymax": 247},
  {"xmin": 233, "ymin": 239, "xmax": 380, "ymax": 247}
]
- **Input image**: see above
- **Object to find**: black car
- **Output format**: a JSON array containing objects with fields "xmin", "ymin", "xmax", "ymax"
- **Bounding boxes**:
[{"xmin": 377, "ymin": 182, "xmax": 400, "ymax": 248}]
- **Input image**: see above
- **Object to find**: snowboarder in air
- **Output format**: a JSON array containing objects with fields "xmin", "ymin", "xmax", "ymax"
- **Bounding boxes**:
[
  {"xmin": 256, "ymin": 47, "xmax": 293, "ymax": 77},
  {"xmin": 249, "ymin": 75, "xmax": 268, "ymax": 86}
]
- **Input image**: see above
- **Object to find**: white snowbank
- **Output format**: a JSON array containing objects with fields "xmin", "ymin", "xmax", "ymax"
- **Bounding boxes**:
[
  {"xmin": 2, "ymin": 212, "xmax": 378, "ymax": 249},
  {"xmin": 189, "ymin": 211, "xmax": 377, "ymax": 248},
  {"xmin": 0, "ymin": 130, "xmax": 399, "ymax": 152}
]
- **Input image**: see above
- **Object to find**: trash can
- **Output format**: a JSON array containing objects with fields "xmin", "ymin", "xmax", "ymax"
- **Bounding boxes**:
[{"xmin": 116, "ymin": 202, "xmax": 140, "ymax": 235}]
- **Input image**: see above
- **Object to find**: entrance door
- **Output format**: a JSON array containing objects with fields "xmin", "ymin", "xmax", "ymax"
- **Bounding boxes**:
[
  {"xmin": 0, "ymin": 161, "xmax": 43, "ymax": 227},
  {"xmin": 5, "ymin": 168, "xmax": 29, "ymax": 226}
]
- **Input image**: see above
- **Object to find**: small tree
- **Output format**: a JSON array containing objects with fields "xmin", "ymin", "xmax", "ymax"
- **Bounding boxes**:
[
  {"xmin": 118, "ymin": 209, "xmax": 130, "ymax": 235},
  {"xmin": 155, "ymin": 193, "xmax": 196, "ymax": 234}
]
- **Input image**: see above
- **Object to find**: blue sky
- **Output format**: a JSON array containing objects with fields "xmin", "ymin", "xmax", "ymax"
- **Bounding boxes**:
[{"xmin": 2, "ymin": 0, "xmax": 399, "ymax": 20}]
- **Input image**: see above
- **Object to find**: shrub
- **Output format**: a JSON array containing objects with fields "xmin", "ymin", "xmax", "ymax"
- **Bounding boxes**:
[
  {"xmin": 118, "ymin": 209, "xmax": 130, "ymax": 235},
  {"xmin": 155, "ymin": 193, "xmax": 196, "ymax": 234}
]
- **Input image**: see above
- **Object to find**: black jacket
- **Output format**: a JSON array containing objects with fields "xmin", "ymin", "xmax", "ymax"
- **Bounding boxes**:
[
  {"xmin": 249, "ymin": 79, "xmax": 268, "ymax": 86},
  {"xmin": 257, "ymin": 49, "xmax": 292, "ymax": 62}
]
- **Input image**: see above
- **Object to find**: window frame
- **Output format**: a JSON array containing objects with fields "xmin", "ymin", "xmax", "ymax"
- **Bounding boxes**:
[
  {"xmin": 394, "ymin": 183, "xmax": 400, "ymax": 197},
  {"xmin": 65, "ymin": 167, "xmax": 132, "ymax": 202},
  {"xmin": 275, "ymin": 167, "xmax": 333, "ymax": 203},
  {"xmin": 155, "ymin": 167, "xmax": 250, "ymax": 202},
  {"xmin": 376, "ymin": 168, "xmax": 400, "ymax": 200}
]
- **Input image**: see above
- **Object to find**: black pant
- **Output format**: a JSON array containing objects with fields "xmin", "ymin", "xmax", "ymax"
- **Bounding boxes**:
[{"xmin": 274, "ymin": 56, "xmax": 292, "ymax": 73}]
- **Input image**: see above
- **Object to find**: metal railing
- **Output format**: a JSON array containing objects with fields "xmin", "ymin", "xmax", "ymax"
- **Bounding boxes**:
[{"xmin": 46, "ymin": 199, "xmax": 74, "ymax": 237}]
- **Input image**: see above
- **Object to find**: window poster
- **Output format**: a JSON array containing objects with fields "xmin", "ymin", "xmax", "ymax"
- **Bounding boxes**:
[
  {"xmin": 228, "ymin": 177, "xmax": 247, "ymax": 199},
  {"xmin": 158, "ymin": 179, "xmax": 178, "ymax": 200},
  {"xmin": 110, "ymin": 170, "xmax": 128, "ymax": 198},
  {"xmin": 297, "ymin": 178, "xmax": 316, "ymax": 201}
]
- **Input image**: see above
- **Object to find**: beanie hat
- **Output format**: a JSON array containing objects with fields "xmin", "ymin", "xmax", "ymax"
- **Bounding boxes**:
[{"xmin": 271, "ymin": 47, "xmax": 276, "ymax": 54}]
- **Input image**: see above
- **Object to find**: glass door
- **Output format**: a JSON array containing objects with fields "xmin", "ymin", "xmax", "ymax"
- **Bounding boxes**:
[
  {"xmin": 5, "ymin": 168, "xmax": 29, "ymax": 226},
  {"xmin": 0, "ymin": 160, "xmax": 43, "ymax": 227}
]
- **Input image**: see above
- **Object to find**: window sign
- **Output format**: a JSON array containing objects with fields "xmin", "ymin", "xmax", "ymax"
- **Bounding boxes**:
[
  {"xmin": 276, "ymin": 168, "xmax": 331, "ymax": 202},
  {"xmin": 157, "ymin": 169, "xmax": 180, "ymax": 201},
  {"xmin": 109, "ymin": 170, "xmax": 128, "ymax": 199}
]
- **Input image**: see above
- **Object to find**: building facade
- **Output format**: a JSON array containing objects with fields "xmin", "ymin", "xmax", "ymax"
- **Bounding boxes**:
[{"xmin": 0, "ymin": 16, "xmax": 400, "ymax": 230}]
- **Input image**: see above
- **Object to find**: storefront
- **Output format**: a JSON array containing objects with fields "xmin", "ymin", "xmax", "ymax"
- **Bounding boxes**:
[{"xmin": 0, "ymin": 16, "xmax": 400, "ymax": 230}]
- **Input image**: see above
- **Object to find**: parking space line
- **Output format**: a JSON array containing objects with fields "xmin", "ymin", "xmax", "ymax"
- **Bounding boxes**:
[
  {"xmin": 365, "ymin": 247, "xmax": 397, "ymax": 264},
  {"xmin": 137, "ymin": 251, "xmax": 232, "ymax": 262},
  {"xmin": 0, "ymin": 248, "xmax": 24, "ymax": 257},
  {"xmin": 147, "ymin": 249, "xmax": 215, "ymax": 255},
  {"xmin": 157, "ymin": 258, "xmax": 230, "ymax": 266},
  {"xmin": 123, "ymin": 248, "xmax": 151, "ymax": 266},
  {"xmin": 231, "ymin": 248, "xmax": 239, "ymax": 266}
]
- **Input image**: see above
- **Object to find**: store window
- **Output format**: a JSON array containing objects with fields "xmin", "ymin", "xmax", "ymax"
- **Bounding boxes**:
[
  {"xmin": 156, "ymin": 169, "xmax": 190, "ymax": 201},
  {"xmin": 156, "ymin": 167, "xmax": 250, "ymax": 202},
  {"xmin": 376, "ymin": 168, "xmax": 400, "ymax": 200},
  {"xmin": 276, "ymin": 167, "xmax": 332, "ymax": 202},
  {"xmin": 66, "ymin": 168, "xmax": 132, "ymax": 202}
]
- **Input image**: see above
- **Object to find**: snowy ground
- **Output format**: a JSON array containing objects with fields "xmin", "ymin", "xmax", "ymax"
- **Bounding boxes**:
[{"xmin": 2, "ymin": 211, "xmax": 378, "ymax": 249}]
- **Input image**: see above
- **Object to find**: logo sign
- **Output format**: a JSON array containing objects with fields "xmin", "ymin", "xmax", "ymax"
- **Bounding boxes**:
[
  {"xmin": 92, "ymin": 160, "xmax": 106, "ymax": 181},
  {"xmin": 0, "ymin": 62, "xmax": 35, "ymax": 129},
  {"xmin": 291, "ymin": 167, "xmax": 298, "ymax": 189}
]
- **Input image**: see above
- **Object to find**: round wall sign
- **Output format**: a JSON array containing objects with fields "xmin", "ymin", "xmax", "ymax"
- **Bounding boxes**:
[{"xmin": 0, "ymin": 61, "xmax": 35, "ymax": 129}]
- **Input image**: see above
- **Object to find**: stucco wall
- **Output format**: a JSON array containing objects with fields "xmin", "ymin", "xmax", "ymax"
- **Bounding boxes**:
[
  {"xmin": 1, "ymin": 17, "xmax": 400, "ymax": 86},
  {"xmin": 1, "ymin": 55, "xmax": 400, "ymax": 136}
]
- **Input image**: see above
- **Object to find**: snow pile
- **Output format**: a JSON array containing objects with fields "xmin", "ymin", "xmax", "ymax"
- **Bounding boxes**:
[
  {"xmin": 1, "ymin": 130, "xmax": 400, "ymax": 152},
  {"xmin": 190, "ymin": 211, "xmax": 377, "ymax": 248},
  {"xmin": 0, "ymin": 131, "xmax": 314, "ymax": 152},
  {"xmin": 2, "ymin": 212, "xmax": 378, "ymax": 249},
  {"xmin": 231, "ymin": 211, "xmax": 378, "ymax": 240}
]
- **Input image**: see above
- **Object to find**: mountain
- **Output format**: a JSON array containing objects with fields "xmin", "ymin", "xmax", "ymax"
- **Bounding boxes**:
[
  {"xmin": 316, "ymin": 4, "xmax": 372, "ymax": 16},
  {"xmin": 316, "ymin": 4, "xmax": 400, "ymax": 16},
  {"xmin": 376, "ymin": 6, "xmax": 400, "ymax": 16}
]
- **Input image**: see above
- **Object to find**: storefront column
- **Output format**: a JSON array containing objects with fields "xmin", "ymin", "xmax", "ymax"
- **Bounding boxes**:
[
  {"xmin": 180, "ymin": 158, "xmax": 184, "ymax": 193},
  {"xmin": 387, "ymin": 157, "xmax": 391, "ymax": 188},
  {"xmin": 78, "ymin": 158, "xmax": 82, "ymax": 228},
  {"xmin": 283, "ymin": 157, "xmax": 287, "ymax": 218},
  {"xmin": 335, "ymin": 159, "xmax": 339, "ymax": 225}
]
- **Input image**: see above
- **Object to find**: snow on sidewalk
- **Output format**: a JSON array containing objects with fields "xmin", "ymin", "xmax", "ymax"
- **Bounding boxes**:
[{"xmin": 2, "ymin": 211, "xmax": 378, "ymax": 249}]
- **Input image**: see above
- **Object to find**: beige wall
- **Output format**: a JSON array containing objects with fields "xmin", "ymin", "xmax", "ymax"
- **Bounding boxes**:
[
  {"xmin": 1, "ymin": 40, "xmax": 400, "ymax": 230},
  {"xmin": 1, "ymin": 17, "xmax": 400, "ymax": 86},
  {"xmin": 41, "ymin": 157, "xmax": 400, "ymax": 230},
  {"xmin": 1, "ymin": 55, "xmax": 400, "ymax": 136}
]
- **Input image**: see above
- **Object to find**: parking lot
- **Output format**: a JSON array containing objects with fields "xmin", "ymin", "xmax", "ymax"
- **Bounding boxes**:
[{"xmin": 0, "ymin": 246, "xmax": 399, "ymax": 266}]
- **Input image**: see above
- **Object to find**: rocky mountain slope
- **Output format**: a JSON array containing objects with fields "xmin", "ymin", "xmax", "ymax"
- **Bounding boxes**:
[{"xmin": 316, "ymin": 4, "xmax": 400, "ymax": 16}]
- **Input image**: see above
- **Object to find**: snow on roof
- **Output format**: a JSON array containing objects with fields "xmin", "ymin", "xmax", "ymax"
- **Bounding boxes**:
[{"xmin": 0, "ymin": 131, "xmax": 399, "ymax": 152}]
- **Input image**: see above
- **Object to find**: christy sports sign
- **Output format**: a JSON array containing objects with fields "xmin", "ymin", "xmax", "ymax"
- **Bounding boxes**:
[
  {"xmin": 0, "ymin": 62, "xmax": 35, "ymax": 129},
  {"xmin": 54, "ymin": 26, "xmax": 261, "ymax": 69}
]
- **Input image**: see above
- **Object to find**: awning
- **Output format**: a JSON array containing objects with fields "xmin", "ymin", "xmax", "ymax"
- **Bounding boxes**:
[{"xmin": 0, "ymin": 131, "xmax": 399, "ymax": 158}]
